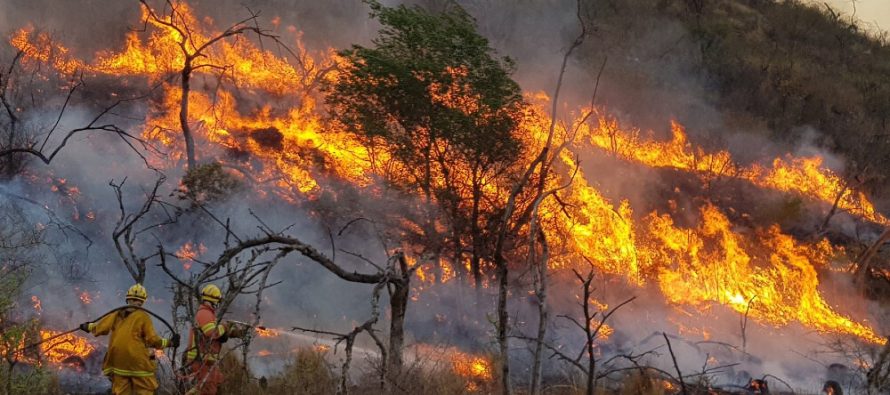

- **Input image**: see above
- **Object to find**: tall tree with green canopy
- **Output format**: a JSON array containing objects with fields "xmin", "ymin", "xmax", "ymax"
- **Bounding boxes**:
[{"xmin": 325, "ymin": 0, "xmax": 526, "ymax": 288}]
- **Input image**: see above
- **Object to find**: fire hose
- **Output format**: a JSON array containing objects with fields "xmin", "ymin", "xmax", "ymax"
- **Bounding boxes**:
[{"xmin": 10, "ymin": 305, "xmax": 178, "ymax": 357}]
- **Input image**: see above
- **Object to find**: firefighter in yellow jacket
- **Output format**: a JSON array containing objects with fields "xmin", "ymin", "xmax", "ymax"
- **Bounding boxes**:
[{"xmin": 80, "ymin": 284, "xmax": 180, "ymax": 395}]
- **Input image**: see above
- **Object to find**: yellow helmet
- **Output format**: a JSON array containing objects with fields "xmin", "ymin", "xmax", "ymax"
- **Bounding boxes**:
[
  {"xmin": 126, "ymin": 283, "xmax": 148, "ymax": 302},
  {"xmin": 200, "ymin": 284, "xmax": 222, "ymax": 303}
]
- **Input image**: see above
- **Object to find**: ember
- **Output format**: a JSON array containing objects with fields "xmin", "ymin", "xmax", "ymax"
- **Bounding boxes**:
[{"xmin": 79, "ymin": 291, "xmax": 92, "ymax": 305}]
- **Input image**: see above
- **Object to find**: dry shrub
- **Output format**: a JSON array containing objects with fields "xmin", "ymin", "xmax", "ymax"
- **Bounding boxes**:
[
  {"xmin": 217, "ymin": 352, "xmax": 262, "ymax": 395},
  {"xmin": 264, "ymin": 347, "xmax": 336, "ymax": 395},
  {"xmin": 617, "ymin": 370, "xmax": 668, "ymax": 395},
  {"xmin": 214, "ymin": 347, "xmax": 335, "ymax": 395},
  {"xmin": 352, "ymin": 352, "xmax": 499, "ymax": 395}
]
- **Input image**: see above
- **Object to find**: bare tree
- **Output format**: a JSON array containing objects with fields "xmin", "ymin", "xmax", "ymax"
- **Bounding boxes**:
[
  {"xmin": 514, "ymin": 268, "xmax": 636, "ymax": 394},
  {"xmin": 110, "ymin": 174, "xmax": 173, "ymax": 283},
  {"xmin": 0, "ymin": 44, "xmax": 151, "ymax": 173},
  {"xmin": 492, "ymin": 2, "xmax": 592, "ymax": 392},
  {"xmin": 292, "ymin": 263, "xmax": 395, "ymax": 395},
  {"xmin": 158, "ymin": 216, "xmax": 417, "ymax": 381},
  {"xmin": 137, "ymin": 0, "xmax": 294, "ymax": 170}
]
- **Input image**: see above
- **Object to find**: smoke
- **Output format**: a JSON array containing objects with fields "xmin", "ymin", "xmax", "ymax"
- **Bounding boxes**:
[{"xmin": 0, "ymin": 0, "xmax": 886, "ymax": 392}]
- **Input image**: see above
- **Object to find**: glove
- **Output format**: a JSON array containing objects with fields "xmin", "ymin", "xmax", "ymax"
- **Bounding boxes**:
[
  {"xmin": 78, "ymin": 322, "xmax": 91, "ymax": 333},
  {"xmin": 226, "ymin": 322, "xmax": 246, "ymax": 339},
  {"xmin": 170, "ymin": 333, "xmax": 181, "ymax": 348}
]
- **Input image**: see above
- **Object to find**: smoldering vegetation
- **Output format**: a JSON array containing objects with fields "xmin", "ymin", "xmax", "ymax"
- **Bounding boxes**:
[{"xmin": 1, "ymin": 1, "xmax": 890, "ymax": 395}]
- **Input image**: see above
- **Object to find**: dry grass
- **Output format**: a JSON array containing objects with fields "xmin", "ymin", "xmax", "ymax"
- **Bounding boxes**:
[
  {"xmin": 264, "ymin": 347, "xmax": 337, "ymax": 395},
  {"xmin": 214, "ymin": 347, "xmax": 336, "ymax": 395}
]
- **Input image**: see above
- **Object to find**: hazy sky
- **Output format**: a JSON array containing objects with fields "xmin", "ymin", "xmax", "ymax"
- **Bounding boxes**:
[{"xmin": 821, "ymin": 0, "xmax": 890, "ymax": 33}]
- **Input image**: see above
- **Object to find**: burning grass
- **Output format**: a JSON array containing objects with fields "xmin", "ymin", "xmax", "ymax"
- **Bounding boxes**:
[
  {"xmin": 5, "ymin": 3, "xmax": 890, "ymax": 393},
  {"xmin": 10, "ymin": 0, "xmax": 886, "ymax": 346}
]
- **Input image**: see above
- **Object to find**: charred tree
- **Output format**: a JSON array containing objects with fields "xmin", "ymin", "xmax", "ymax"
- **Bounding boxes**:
[{"xmin": 138, "ymin": 0, "xmax": 288, "ymax": 171}]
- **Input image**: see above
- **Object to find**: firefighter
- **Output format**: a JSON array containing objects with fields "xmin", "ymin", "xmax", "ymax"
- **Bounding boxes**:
[
  {"xmin": 79, "ymin": 283, "xmax": 180, "ymax": 395},
  {"xmin": 822, "ymin": 380, "xmax": 843, "ymax": 395},
  {"xmin": 184, "ymin": 284, "xmax": 247, "ymax": 395},
  {"xmin": 746, "ymin": 378, "xmax": 770, "ymax": 394}
]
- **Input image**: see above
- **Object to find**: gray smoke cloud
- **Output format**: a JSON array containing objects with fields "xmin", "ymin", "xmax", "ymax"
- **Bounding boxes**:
[{"xmin": 1, "ymin": 1, "xmax": 885, "ymax": 393}]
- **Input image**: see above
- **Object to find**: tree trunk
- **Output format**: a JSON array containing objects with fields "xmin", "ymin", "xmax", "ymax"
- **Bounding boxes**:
[
  {"xmin": 180, "ymin": 61, "xmax": 196, "ymax": 170},
  {"xmin": 855, "ymin": 227, "xmax": 890, "ymax": 284},
  {"xmin": 387, "ymin": 281, "xmax": 409, "ymax": 378},
  {"xmin": 452, "ymin": 210, "xmax": 465, "ymax": 282},
  {"xmin": 529, "ymin": 230, "xmax": 549, "ymax": 395},
  {"xmin": 5, "ymin": 359, "xmax": 14, "ymax": 395},
  {"xmin": 471, "ymin": 175, "xmax": 483, "ymax": 291},
  {"xmin": 817, "ymin": 178, "xmax": 852, "ymax": 236},
  {"xmin": 496, "ymin": 254, "xmax": 511, "ymax": 395},
  {"xmin": 585, "ymin": 283, "xmax": 595, "ymax": 395}
]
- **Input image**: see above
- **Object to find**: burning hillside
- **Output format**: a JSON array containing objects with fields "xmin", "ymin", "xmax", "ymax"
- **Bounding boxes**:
[{"xmin": 2, "ymin": 0, "xmax": 890, "ymax": 394}]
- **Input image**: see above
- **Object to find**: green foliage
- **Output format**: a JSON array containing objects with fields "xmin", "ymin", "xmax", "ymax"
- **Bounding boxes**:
[
  {"xmin": 0, "ymin": 319, "xmax": 60, "ymax": 395},
  {"xmin": 325, "ymin": 0, "xmax": 524, "ymax": 175},
  {"xmin": 0, "ymin": 204, "xmax": 57, "ymax": 395},
  {"xmin": 176, "ymin": 162, "xmax": 241, "ymax": 205},
  {"xmin": 324, "ymin": 0, "xmax": 529, "ymax": 283}
]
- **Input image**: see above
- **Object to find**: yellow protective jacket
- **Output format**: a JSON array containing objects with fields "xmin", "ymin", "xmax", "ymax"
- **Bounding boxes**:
[{"xmin": 88, "ymin": 308, "xmax": 170, "ymax": 377}]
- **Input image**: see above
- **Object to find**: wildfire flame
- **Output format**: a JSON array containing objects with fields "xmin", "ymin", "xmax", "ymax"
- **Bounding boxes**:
[
  {"xmin": 254, "ymin": 327, "xmax": 278, "ymax": 337},
  {"xmin": 31, "ymin": 295, "xmax": 42, "ymax": 314},
  {"xmin": 39, "ymin": 330, "xmax": 95, "ymax": 365},
  {"xmin": 79, "ymin": 291, "xmax": 93, "ymax": 305},
  {"xmin": 414, "ymin": 345, "xmax": 493, "ymax": 391},
  {"xmin": 176, "ymin": 241, "xmax": 206, "ymax": 270},
  {"xmin": 586, "ymin": 119, "xmax": 888, "ymax": 225},
  {"xmin": 10, "ymin": 1, "xmax": 887, "ymax": 347}
]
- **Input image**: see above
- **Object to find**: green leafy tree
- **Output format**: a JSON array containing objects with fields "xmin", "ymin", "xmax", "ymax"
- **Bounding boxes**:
[
  {"xmin": 0, "ymin": 204, "xmax": 57, "ymax": 395},
  {"xmin": 325, "ymin": 0, "xmax": 525, "ymax": 286}
]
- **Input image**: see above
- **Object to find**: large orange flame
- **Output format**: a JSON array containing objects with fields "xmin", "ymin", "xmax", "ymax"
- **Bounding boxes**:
[
  {"xmin": 586, "ymin": 118, "xmax": 888, "ymax": 225},
  {"xmin": 10, "ymin": 1, "xmax": 886, "ymax": 347},
  {"xmin": 39, "ymin": 330, "xmax": 95, "ymax": 365}
]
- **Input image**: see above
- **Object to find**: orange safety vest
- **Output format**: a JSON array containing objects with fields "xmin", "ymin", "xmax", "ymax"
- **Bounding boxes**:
[
  {"xmin": 185, "ymin": 302, "xmax": 227, "ymax": 363},
  {"xmin": 88, "ymin": 308, "xmax": 169, "ymax": 377}
]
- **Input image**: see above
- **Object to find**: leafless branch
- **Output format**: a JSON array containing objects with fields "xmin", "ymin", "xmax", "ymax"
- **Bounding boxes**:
[{"xmin": 663, "ymin": 332, "xmax": 688, "ymax": 395}]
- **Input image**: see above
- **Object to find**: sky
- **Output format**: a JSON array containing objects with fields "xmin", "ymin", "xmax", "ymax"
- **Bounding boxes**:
[{"xmin": 821, "ymin": 0, "xmax": 890, "ymax": 33}]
